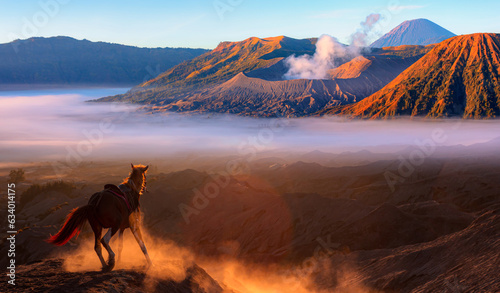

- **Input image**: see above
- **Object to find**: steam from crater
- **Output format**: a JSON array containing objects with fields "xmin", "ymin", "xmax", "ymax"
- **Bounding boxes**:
[
  {"xmin": 350, "ymin": 13, "xmax": 382, "ymax": 47},
  {"xmin": 284, "ymin": 34, "xmax": 348, "ymax": 80},
  {"xmin": 284, "ymin": 13, "xmax": 382, "ymax": 80}
]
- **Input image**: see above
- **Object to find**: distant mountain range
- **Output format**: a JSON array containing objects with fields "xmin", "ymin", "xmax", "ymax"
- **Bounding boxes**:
[
  {"xmin": 0, "ymin": 36, "xmax": 208, "ymax": 87},
  {"xmin": 95, "ymin": 19, "xmax": 500, "ymax": 119},
  {"xmin": 5, "ymin": 19, "xmax": 499, "ymax": 119},
  {"xmin": 370, "ymin": 19, "xmax": 456, "ymax": 47}
]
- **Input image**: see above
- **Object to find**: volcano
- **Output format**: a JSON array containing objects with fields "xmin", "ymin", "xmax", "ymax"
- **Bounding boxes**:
[{"xmin": 370, "ymin": 18, "xmax": 456, "ymax": 47}]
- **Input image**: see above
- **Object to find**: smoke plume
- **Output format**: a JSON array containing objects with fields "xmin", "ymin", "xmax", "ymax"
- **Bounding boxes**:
[
  {"xmin": 350, "ymin": 13, "xmax": 382, "ymax": 47},
  {"xmin": 284, "ymin": 13, "xmax": 382, "ymax": 80},
  {"xmin": 284, "ymin": 35, "xmax": 348, "ymax": 80}
]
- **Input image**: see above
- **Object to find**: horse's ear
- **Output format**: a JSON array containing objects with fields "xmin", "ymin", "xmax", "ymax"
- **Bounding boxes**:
[
  {"xmin": 131, "ymin": 163, "xmax": 134, "ymax": 169},
  {"xmin": 144, "ymin": 165, "xmax": 149, "ymax": 171}
]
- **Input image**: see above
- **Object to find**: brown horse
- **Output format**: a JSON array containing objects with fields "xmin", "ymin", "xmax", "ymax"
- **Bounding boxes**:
[{"xmin": 47, "ymin": 164, "xmax": 152, "ymax": 272}]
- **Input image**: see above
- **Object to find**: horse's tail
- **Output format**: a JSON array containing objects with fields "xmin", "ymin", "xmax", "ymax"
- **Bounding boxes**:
[{"xmin": 46, "ymin": 205, "xmax": 94, "ymax": 246}]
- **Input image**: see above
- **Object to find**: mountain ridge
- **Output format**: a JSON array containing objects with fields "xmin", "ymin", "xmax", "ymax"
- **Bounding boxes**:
[{"xmin": 0, "ymin": 36, "xmax": 208, "ymax": 86}]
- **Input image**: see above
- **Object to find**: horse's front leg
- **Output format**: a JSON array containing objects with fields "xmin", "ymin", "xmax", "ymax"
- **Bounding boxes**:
[{"xmin": 129, "ymin": 213, "xmax": 152, "ymax": 269}]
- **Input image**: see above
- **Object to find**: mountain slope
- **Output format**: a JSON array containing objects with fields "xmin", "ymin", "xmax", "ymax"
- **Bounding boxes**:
[
  {"xmin": 370, "ymin": 18, "xmax": 456, "ymax": 47},
  {"xmin": 331, "ymin": 33, "xmax": 500, "ymax": 118},
  {"xmin": 0, "ymin": 36, "xmax": 208, "ymax": 86}
]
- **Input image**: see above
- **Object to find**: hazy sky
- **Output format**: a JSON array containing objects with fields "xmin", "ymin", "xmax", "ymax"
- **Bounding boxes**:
[{"xmin": 0, "ymin": 0, "xmax": 498, "ymax": 49}]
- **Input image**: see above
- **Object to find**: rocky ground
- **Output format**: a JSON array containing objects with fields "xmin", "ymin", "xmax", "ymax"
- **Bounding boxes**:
[
  {"xmin": 1, "ymin": 145, "xmax": 499, "ymax": 292},
  {"xmin": 2, "ymin": 259, "xmax": 225, "ymax": 293}
]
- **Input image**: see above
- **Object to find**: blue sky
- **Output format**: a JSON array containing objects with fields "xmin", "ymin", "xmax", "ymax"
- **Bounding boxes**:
[{"xmin": 0, "ymin": 0, "xmax": 499, "ymax": 49}]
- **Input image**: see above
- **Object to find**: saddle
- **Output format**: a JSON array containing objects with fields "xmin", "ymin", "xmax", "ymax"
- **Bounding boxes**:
[{"xmin": 104, "ymin": 184, "xmax": 132, "ymax": 212}]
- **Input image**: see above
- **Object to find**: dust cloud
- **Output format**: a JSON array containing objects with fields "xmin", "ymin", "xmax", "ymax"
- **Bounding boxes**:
[{"xmin": 59, "ymin": 226, "xmax": 373, "ymax": 293}]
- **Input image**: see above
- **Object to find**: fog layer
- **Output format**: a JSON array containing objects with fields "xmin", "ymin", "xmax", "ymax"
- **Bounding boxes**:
[{"xmin": 2, "ymin": 88, "xmax": 500, "ymax": 165}]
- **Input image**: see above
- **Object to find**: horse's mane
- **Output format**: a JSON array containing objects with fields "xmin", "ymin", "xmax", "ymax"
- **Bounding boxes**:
[{"xmin": 122, "ymin": 164, "xmax": 147, "ymax": 194}]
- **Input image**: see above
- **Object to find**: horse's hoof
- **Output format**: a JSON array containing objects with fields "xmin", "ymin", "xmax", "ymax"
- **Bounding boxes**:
[
  {"xmin": 102, "ymin": 260, "xmax": 115, "ymax": 272},
  {"xmin": 101, "ymin": 265, "xmax": 112, "ymax": 272},
  {"xmin": 108, "ymin": 261, "xmax": 115, "ymax": 270}
]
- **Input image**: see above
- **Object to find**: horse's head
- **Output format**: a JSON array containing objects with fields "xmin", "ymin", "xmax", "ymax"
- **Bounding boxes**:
[{"xmin": 129, "ymin": 163, "xmax": 149, "ymax": 195}]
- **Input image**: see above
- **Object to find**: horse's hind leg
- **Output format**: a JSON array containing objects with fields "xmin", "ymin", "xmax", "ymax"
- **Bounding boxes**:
[
  {"xmin": 90, "ymin": 222, "xmax": 107, "ymax": 269},
  {"xmin": 117, "ymin": 228, "xmax": 124, "ymax": 263},
  {"xmin": 101, "ymin": 227, "xmax": 118, "ymax": 271}
]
